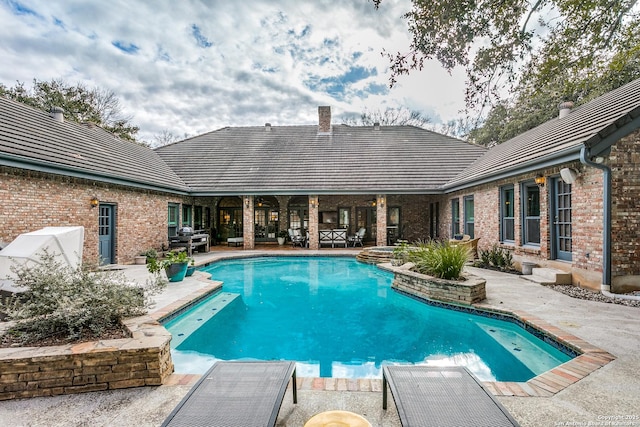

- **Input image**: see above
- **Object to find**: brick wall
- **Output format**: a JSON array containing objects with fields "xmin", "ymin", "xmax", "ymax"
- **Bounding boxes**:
[
  {"xmin": 609, "ymin": 130, "xmax": 640, "ymax": 291},
  {"xmin": 0, "ymin": 315, "xmax": 173, "ymax": 400},
  {"xmin": 0, "ymin": 167, "xmax": 182, "ymax": 264}
]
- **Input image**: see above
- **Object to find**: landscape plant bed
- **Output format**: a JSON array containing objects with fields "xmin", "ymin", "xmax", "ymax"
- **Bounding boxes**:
[
  {"xmin": 0, "ymin": 314, "xmax": 173, "ymax": 400},
  {"xmin": 388, "ymin": 265, "xmax": 486, "ymax": 304}
]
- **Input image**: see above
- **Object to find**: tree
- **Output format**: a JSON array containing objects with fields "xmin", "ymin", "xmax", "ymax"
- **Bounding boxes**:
[
  {"xmin": 343, "ymin": 106, "xmax": 430, "ymax": 127},
  {"xmin": 0, "ymin": 79, "xmax": 139, "ymax": 141},
  {"xmin": 151, "ymin": 129, "xmax": 180, "ymax": 147},
  {"xmin": 373, "ymin": 0, "xmax": 640, "ymax": 112},
  {"xmin": 468, "ymin": 41, "xmax": 640, "ymax": 145}
]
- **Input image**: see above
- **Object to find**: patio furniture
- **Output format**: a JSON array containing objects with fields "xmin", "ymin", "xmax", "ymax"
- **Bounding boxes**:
[
  {"xmin": 382, "ymin": 366, "xmax": 520, "ymax": 427},
  {"xmin": 319, "ymin": 229, "xmax": 347, "ymax": 248},
  {"xmin": 227, "ymin": 236, "xmax": 244, "ymax": 247},
  {"xmin": 449, "ymin": 236, "xmax": 480, "ymax": 259},
  {"xmin": 161, "ymin": 361, "xmax": 297, "ymax": 427},
  {"xmin": 288, "ymin": 228, "xmax": 306, "ymax": 247},
  {"xmin": 305, "ymin": 410, "xmax": 371, "ymax": 427},
  {"xmin": 348, "ymin": 227, "xmax": 366, "ymax": 247}
]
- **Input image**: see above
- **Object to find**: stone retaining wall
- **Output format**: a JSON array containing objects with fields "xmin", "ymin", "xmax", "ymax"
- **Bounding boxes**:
[
  {"xmin": 390, "ymin": 266, "xmax": 486, "ymax": 304},
  {"xmin": 0, "ymin": 315, "xmax": 173, "ymax": 400}
]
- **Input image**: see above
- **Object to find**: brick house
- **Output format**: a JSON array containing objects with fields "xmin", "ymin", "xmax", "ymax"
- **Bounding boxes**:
[{"xmin": 1, "ymin": 78, "xmax": 640, "ymax": 293}]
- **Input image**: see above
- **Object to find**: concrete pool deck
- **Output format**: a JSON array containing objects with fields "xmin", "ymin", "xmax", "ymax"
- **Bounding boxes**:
[{"xmin": 0, "ymin": 248, "xmax": 638, "ymax": 426}]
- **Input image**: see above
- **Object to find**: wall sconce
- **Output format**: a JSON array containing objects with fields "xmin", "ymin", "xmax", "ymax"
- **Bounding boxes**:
[
  {"xmin": 310, "ymin": 198, "xmax": 317, "ymax": 209},
  {"xmin": 378, "ymin": 196, "xmax": 385, "ymax": 208},
  {"xmin": 244, "ymin": 196, "xmax": 250, "ymax": 208},
  {"xmin": 90, "ymin": 197, "xmax": 99, "ymax": 208},
  {"xmin": 371, "ymin": 199, "xmax": 377, "ymax": 207},
  {"xmin": 534, "ymin": 175, "xmax": 546, "ymax": 187}
]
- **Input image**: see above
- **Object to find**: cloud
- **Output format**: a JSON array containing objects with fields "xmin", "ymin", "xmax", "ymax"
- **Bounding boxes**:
[{"xmin": 0, "ymin": 0, "xmax": 469, "ymax": 142}]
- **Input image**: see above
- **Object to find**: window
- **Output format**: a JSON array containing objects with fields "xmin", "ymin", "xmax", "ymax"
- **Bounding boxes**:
[
  {"xmin": 338, "ymin": 207, "xmax": 350, "ymax": 230},
  {"xmin": 168, "ymin": 203, "xmax": 179, "ymax": 237},
  {"xmin": 194, "ymin": 206, "xmax": 203, "ymax": 230},
  {"xmin": 464, "ymin": 196, "xmax": 474, "ymax": 238},
  {"xmin": 451, "ymin": 199, "xmax": 460, "ymax": 236},
  {"xmin": 522, "ymin": 184, "xmax": 540, "ymax": 245},
  {"xmin": 182, "ymin": 205, "xmax": 192, "ymax": 227},
  {"xmin": 429, "ymin": 202, "xmax": 439, "ymax": 238},
  {"xmin": 500, "ymin": 186, "xmax": 515, "ymax": 242}
]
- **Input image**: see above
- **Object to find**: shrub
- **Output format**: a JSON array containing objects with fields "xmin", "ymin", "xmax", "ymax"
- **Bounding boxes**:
[
  {"xmin": 146, "ymin": 250, "xmax": 193, "ymax": 275},
  {"xmin": 408, "ymin": 240, "xmax": 468, "ymax": 280},
  {"xmin": 0, "ymin": 251, "xmax": 166, "ymax": 345},
  {"xmin": 477, "ymin": 245, "xmax": 514, "ymax": 271}
]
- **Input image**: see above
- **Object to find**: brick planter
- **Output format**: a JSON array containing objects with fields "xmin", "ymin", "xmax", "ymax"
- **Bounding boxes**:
[
  {"xmin": 389, "ymin": 266, "xmax": 486, "ymax": 304},
  {"xmin": 0, "ymin": 315, "xmax": 173, "ymax": 400}
]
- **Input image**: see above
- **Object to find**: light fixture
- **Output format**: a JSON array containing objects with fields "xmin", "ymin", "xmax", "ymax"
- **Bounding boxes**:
[
  {"xmin": 245, "ymin": 196, "xmax": 250, "ymax": 208},
  {"xmin": 371, "ymin": 199, "xmax": 376, "ymax": 207},
  {"xmin": 257, "ymin": 197, "xmax": 264, "ymax": 207},
  {"xmin": 534, "ymin": 175, "xmax": 546, "ymax": 187},
  {"xmin": 379, "ymin": 196, "xmax": 385, "ymax": 208},
  {"xmin": 310, "ymin": 198, "xmax": 316, "ymax": 209},
  {"xmin": 560, "ymin": 168, "xmax": 579, "ymax": 184},
  {"xmin": 90, "ymin": 197, "xmax": 99, "ymax": 208}
]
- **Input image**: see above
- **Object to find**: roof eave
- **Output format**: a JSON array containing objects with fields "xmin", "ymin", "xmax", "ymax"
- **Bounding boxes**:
[
  {"xmin": 443, "ymin": 146, "xmax": 583, "ymax": 193},
  {"xmin": 0, "ymin": 154, "xmax": 190, "ymax": 195}
]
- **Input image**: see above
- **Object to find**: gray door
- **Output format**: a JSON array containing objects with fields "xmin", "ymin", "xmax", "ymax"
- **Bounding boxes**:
[
  {"xmin": 553, "ymin": 180, "xmax": 572, "ymax": 261},
  {"xmin": 99, "ymin": 204, "xmax": 115, "ymax": 265}
]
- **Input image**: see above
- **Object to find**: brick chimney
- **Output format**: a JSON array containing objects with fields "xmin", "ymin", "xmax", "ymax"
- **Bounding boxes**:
[{"xmin": 318, "ymin": 106, "xmax": 331, "ymax": 134}]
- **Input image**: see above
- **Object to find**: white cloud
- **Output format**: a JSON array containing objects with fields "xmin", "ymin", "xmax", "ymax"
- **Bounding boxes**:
[{"xmin": 0, "ymin": 0, "xmax": 469, "ymax": 141}]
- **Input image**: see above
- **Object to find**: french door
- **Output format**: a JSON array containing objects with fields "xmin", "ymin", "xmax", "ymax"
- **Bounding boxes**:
[
  {"xmin": 356, "ymin": 207, "xmax": 377, "ymax": 242},
  {"xmin": 553, "ymin": 179, "xmax": 572, "ymax": 261}
]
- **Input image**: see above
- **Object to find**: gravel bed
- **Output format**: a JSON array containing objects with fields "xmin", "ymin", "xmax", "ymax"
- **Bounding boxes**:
[{"xmin": 548, "ymin": 285, "xmax": 640, "ymax": 307}]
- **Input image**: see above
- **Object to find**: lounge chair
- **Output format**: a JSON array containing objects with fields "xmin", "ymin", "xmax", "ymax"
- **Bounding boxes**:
[
  {"xmin": 382, "ymin": 366, "xmax": 520, "ymax": 427},
  {"xmin": 162, "ymin": 361, "xmax": 297, "ymax": 427},
  {"xmin": 348, "ymin": 227, "xmax": 366, "ymax": 247}
]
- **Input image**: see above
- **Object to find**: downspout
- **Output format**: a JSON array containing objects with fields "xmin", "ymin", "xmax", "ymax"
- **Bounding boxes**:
[{"xmin": 580, "ymin": 145, "xmax": 640, "ymax": 301}]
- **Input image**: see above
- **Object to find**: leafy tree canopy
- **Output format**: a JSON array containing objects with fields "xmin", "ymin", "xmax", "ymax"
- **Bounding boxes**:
[
  {"xmin": 373, "ymin": 0, "xmax": 640, "ymax": 112},
  {"xmin": 0, "ymin": 78, "xmax": 139, "ymax": 141},
  {"xmin": 343, "ymin": 106, "xmax": 430, "ymax": 127}
]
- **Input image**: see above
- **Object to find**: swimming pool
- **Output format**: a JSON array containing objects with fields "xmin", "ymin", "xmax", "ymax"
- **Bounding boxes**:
[{"xmin": 164, "ymin": 256, "xmax": 572, "ymax": 381}]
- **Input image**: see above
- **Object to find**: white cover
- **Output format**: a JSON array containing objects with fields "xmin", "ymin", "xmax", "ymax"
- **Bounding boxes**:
[{"xmin": 0, "ymin": 226, "xmax": 84, "ymax": 292}]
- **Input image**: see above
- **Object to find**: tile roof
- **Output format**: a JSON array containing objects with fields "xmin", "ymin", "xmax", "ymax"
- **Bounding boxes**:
[
  {"xmin": 444, "ymin": 78, "xmax": 640, "ymax": 190},
  {"xmin": 0, "ymin": 97, "xmax": 188, "ymax": 192},
  {"xmin": 154, "ymin": 124, "xmax": 487, "ymax": 194}
]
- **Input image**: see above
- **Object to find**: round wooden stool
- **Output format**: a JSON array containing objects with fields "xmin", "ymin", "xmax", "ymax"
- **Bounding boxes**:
[{"xmin": 304, "ymin": 410, "xmax": 372, "ymax": 427}]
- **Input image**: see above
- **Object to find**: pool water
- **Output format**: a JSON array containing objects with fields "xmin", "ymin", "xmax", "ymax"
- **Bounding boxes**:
[{"xmin": 164, "ymin": 256, "xmax": 571, "ymax": 381}]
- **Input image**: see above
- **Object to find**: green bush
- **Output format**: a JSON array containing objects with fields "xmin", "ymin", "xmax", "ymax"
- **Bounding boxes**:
[
  {"xmin": 408, "ymin": 240, "xmax": 468, "ymax": 280},
  {"xmin": 477, "ymin": 245, "xmax": 514, "ymax": 271},
  {"xmin": 0, "ymin": 251, "xmax": 166, "ymax": 345}
]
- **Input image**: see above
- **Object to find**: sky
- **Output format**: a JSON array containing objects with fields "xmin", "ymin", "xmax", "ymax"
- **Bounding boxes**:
[{"xmin": 0, "ymin": 0, "xmax": 468, "ymax": 143}]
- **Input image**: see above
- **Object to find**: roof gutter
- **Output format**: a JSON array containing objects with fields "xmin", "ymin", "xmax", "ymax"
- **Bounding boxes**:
[
  {"xmin": 0, "ymin": 154, "xmax": 190, "ymax": 195},
  {"xmin": 443, "ymin": 146, "xmax": 582, "ymax": 193}
]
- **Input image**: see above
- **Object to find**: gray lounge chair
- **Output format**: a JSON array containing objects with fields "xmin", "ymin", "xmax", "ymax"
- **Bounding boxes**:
[
  {"xmin": 162, "ymin": 361, "xmax": 297, "ymax": 427},
  {"xmin": 383, "ymin": 366, "xmax": 520, "ymax": 427}
]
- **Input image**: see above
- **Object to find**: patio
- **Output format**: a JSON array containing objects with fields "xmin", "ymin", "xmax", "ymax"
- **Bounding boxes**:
[{"xmin": 0, "ymin": 250, "xmax": 638, "ymax": 426}]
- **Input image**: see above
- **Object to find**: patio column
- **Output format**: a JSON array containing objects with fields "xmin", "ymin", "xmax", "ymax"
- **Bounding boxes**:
[
  {"xmin": 308, "ymin": 195, "xmax": 319, "ymax": 250},
  {"xmin": 376, "ymin": 194, "xmax": 387, "ymax": 247},
  {"xmin": 243, "ymin": 195, "xmax": 255, "ymax": 249}
]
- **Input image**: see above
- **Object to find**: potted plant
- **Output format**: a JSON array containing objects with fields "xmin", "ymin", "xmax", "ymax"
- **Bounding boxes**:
[
  {"xmin": 277, "ymin": 230, "xmax": 288, "ymax": 245},
  {"xmin": 186, "ymin": 259, "xmax": 196, "ymax": 277},
  {"xmin": 135, "ymin": 248, "xmax": 157, "ymax": 265},
  {"xmin": 147, "ymin": 250, "xmax": 192, "ymax": 282}
]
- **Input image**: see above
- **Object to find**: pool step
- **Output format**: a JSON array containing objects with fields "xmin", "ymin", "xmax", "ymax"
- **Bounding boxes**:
[
  {"xmin": 168, "ymin": 292, "xmax": 241, "ymax": 347},
  {"xmin": 521, "ymin": 268, "xmax": 572, "ymax": 286}
]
